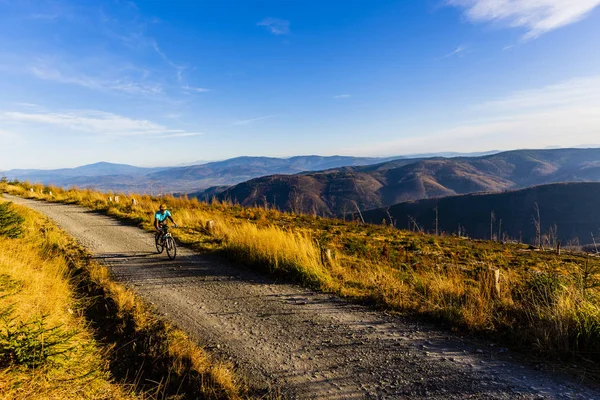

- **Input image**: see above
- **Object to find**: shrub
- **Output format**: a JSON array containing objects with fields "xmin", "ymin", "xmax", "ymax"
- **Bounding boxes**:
[
  {"xmin": 0, "ymin": 311, "xmax": 77, "ymax": 369},
  {"xmin": 521, "ymin": 272, "xmax": 563, "ymax": 309},
  {"xmin": 0, "ymin": 203, "xmax": 23, "ymax": 238}
]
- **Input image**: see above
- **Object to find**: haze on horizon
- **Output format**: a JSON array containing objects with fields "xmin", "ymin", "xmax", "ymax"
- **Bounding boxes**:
[{"xmin": 1, "ymin": 0, "xmax": 599, "ymax": 170}]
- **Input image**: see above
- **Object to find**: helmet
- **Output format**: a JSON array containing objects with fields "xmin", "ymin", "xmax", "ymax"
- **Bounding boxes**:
[{"xmin": 159, "ymin": 204, "xmax": 167, "ymax": 211}]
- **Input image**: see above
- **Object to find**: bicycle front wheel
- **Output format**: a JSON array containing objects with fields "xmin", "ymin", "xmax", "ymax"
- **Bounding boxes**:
[
  {"xmin": 155, "ymin": 234, "xmax": 164, "ymax": 254},
  {"xmin": 166, "ymin": 236, "xmax": 177, "ymax": 260}
]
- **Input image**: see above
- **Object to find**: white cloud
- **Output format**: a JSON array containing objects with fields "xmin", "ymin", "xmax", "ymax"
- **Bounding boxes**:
[
  {"xmin": 257, "ymin": 18, "xmax": 291, "ymax": 35},
  {"xmin": 448, "ymin": 0, "xmax": 600, "ymax": 39},
  {"xmin": 442, "ymin": 44, "xmax": 467, "ymax": 58},
  {"xmin": 342, "ymin": 75, "xmax": 600, "ymax": 155},
  {"xmin": 232, "ymin": 115, "xmax": 276, "ymax": 126},
  {"xmin": 155, "ymin": 132, "xmax": 203, "ymax": 138},
  {"xmin": 334, "ymin": 94, "xmax": 351, "ymax": 99},
  {"xmin": 477, "ymin": 75, "xmax": 600, "ymax": 111},
  {"xmin": 0, "ymin": 109, "xmax": 199, "ymax": 137},
  {"xmin": 29, "ymin": 65, "xmax": 163, "ymax": 96},
  {"xmin": 182, "ymin": 85, "xmax": 210, "ymax": 93},
  {"xmin": 164, "ymin": 113, "xmax": 182, "ymax": 119},
  {"xmin": 14, "ymin": 102, "xmax": 38, "ymax": 107},
  {"xmin": 151, "ymin": 40, "xmax": 187, "ymax": 71}
]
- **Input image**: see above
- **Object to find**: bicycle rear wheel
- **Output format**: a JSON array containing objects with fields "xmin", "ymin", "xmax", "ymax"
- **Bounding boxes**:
[{"xmin": 166, "ymin": 236, "xmax": 177, "ymax": 260}]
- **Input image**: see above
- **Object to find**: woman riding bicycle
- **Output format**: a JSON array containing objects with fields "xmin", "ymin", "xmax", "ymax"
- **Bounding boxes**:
[{"xmin": 154, "ymin": 203, "xmax": 177, "ymax": 242}]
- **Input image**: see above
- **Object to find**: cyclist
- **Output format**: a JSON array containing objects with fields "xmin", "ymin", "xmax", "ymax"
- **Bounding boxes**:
[{"xmin": 154, "ymin": 203, "xmax": 177, "ymax": 243}]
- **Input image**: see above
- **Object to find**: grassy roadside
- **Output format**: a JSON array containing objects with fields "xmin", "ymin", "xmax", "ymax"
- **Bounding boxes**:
[
  {"xmin": 4, "ymin": 182, "xmax": 600, "ymax": 373},
  {"xmin": 0, "ymin": 200, "xmax": 138, "ymax": 399},
  {"xmin": 0, "ymin": 196, "xmax": 245, "ymax": 399}
]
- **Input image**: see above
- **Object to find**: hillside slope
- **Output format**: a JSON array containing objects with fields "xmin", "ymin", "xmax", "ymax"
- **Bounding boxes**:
[
  {"xmin": 361, "ymin": 182, "xmax": 600, "ymax": 245},
  {"xmin": 218, "ymin": 148, "xmax": 600, "ymax": 216},
  {"xmin": 7, "ymin": 187, "xmax": 600, "ymax": 398}
]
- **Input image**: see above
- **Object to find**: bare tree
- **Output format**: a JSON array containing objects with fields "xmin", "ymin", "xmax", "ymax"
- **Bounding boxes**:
[
  {"xmin": 434, "ymin": 206, "xmax": 439, "ymax": 237},
  {"xmin": 567, "ymin": 236, "xmax": 580, "ymax": 248},
  {"xmin": 353, "ymin": 201, "xmax": 365, "ymax": 223},
  {"xmin": 498, "ymin": 218, "xmax": 502, "ymax": 243},
  {"xmin": 490, "ymin": 210, "xmax": 496, "ymax": 241},
  {"xmin": 408, "ymin": 215, "xmax": 422, "ymax": 233},
  {"xmin": 591, "ymin": 233, "xmax": 599, "ymax": 255},
  {"xmin": 546, "ymin": 224, "xmax": 558, "ymax": 249},
  {"xmin": 576, "ymin": 259, "xmax": 600, "ymax": 296},
  {"xmin": 532, "ymin": 202, "xmax": 541, "ymax": 248},
  {"xmin": 290, "ymin": 190, "xmax": 304, "ymax": 215},
  {"xmin": 384, "ymin": 207, "xmax": 395, "ymax": 227}
]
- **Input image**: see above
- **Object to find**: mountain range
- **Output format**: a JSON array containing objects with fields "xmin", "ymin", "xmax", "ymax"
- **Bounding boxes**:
[
  {"xmin": 216, "ymin": 148, "xmax": 600, "ymax": 216},
  {"xmin": 6, "ymin": 148, "xmax": 600, "ymax": 239},
  {"xmin": 2, "ymin": 151, "xmax": 497, "ymax": 194},
  {"xmin": 1, "ymin": 156, "xmax": 400, "ymax": 193}
]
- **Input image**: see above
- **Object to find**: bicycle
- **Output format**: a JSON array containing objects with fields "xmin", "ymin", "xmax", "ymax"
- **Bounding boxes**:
[{"xmin": 155, "ymin": 225, "xmax": 177, "ymax": 260}]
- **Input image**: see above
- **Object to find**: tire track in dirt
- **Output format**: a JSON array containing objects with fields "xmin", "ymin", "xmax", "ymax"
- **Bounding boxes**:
[{"xmin": 6, "ymin": 194, "xmax": 600, "ymax": 399}]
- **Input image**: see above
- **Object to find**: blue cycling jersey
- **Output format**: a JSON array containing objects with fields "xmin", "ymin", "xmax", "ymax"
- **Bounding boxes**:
[{"xmin": 155, "ymin": 210, "xmax": 171, "ymax": 222}]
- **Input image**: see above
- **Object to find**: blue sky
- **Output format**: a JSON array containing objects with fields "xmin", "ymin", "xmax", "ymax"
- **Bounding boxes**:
[{"xmin": 1, "ymin": 0, "xmax": 600, "ymax": 169}]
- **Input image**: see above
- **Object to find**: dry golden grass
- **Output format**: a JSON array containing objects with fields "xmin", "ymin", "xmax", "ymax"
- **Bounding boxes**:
[
  {"xmin": 5, "ymin": 181, "xmax": 600, "ymax": 367},
  {"xmin": 0, "ymin": 200, "xmax": 138, "ymax": 400},
  {"xmin": 0, "ymin": 194, "xmax": 245, "ymax": 399}
]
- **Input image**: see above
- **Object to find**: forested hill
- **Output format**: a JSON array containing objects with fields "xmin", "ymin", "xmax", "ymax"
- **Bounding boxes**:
[{"xmin": 360, "ymin": 182, "xmax": 600, "ymax": 245}]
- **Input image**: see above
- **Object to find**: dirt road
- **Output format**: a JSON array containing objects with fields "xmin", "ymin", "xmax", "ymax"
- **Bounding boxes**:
[{"xmin": 7, "ymin": 194, "xmax": 600, "ymax": 399}]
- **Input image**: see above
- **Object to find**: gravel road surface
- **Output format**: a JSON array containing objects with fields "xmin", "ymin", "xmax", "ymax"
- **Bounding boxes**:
[{"xmin": 6, "ymin": 194, "xmax": 600, "ymax": 399}]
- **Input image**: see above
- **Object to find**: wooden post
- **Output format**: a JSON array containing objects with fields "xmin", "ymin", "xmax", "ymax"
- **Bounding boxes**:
[
  {"xmin": 321, "ymin": 248, "xmax": 333, "ymax": 265},
  {"xmin": 493, "ymin": 269, "xmax": 501, "ymax": 297},
  {"xmin": 114, "ymin": 196, "xmax": 119, "ymax": 203},
  {"xmin": 482, "ymin": 268, "xmax": 501, "ymax": 299},
  {"xmin": 206, "ymin": 220, "xmax": 215, "ymax": 233}
]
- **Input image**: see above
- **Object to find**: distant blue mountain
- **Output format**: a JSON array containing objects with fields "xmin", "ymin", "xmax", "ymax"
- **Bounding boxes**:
[
  {"xmin": 0, "ymin": 156, "xmax": 403, "ymax": 193},
  {"xmin": 0, "ymin": 151, "xmax": 507, "ymax": 194},
  {"xmin": 4, "ymin": 161, "xmax": 164, "ymax": 179}
]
